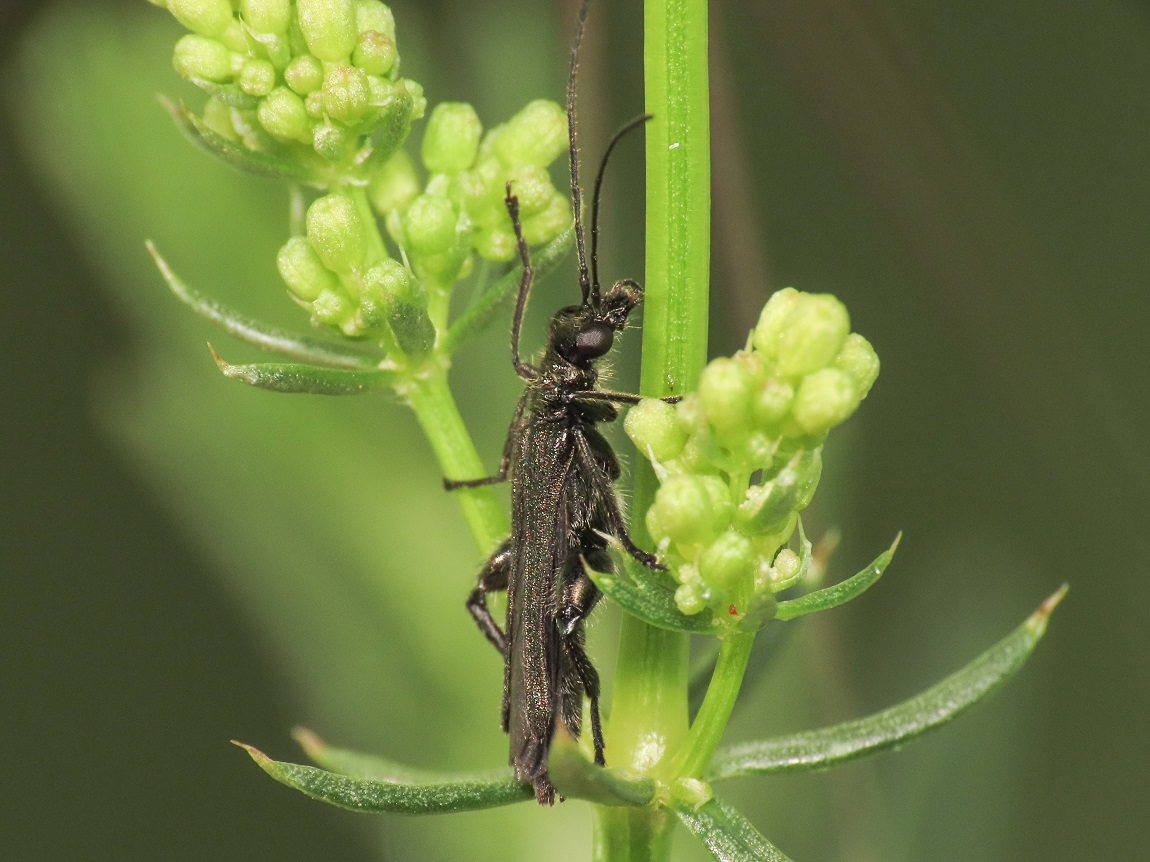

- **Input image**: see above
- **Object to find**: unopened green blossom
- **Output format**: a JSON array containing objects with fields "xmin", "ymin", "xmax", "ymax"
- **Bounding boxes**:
[
  {"xmin": 167, "ymin": 0, "xmax": 233, "ymax": 37},
  {"xmin": 422, "ymin": 103, "xmax": 483, "ymax": 175},
  {"xmin": 172, "ymin": 34, "xmax": 232, "ymax": 81},
  {"xmin": 297, "ymin": 0, "xmax": 359, "ymax": 61},
  {"xmin": 627, "ymin": 288, "xmax": 879, "ymax": 620},
  {"xmin": 240, "ymin": 0, "xmax": 292, "ymax": 36}
]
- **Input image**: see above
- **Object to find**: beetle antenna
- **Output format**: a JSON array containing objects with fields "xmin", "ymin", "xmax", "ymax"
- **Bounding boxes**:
[
  {"xmin": 568, "ymin": 0, "xmax": 592, "ymax": 307},
  {"xmin": 590, "ymin": 114, "xmax": 651, "ymax": 305}
]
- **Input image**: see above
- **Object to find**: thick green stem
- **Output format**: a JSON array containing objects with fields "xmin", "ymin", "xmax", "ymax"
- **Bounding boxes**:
[
  {"xmin": 400, "ymin": 366, "xmax": 508, "ymax": 552},
  {"xmin": 597, "ymin": 0, "xmax": 710, "ymax": 858}
]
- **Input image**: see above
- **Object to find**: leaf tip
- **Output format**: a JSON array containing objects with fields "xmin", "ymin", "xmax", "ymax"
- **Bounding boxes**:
[
  {"xmin": 291, "ymin": 726, "xmax": 327, "ymax": 761},
  {"xmin": 232, "ymin": 740, "xmax": 276, "ymax": 772},
  {"xmin": 1028, "ymin": 583, "xmax": 1069, "ymax": 635}
]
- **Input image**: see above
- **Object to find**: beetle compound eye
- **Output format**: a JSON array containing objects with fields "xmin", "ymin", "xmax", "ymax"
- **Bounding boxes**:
[{"xmin": 575, "ymin": 322, "xmax": 614, "ymax": 359}]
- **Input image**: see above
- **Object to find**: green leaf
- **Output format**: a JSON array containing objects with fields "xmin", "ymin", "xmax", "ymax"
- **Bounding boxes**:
[
  {"xmin": 444, "ymin": 226, "xmax": 575, "ymax": 353},
  {"xmin": 547, "ymin": 732, "xmax": 656, "ymax": 807},
  {"xmin": 774, "ymin": 533, "xmax": 900, "ymax": 621},
  {"xmin": 388, "ymin": 299, "xmax": 436, "ymax": 358},
  {"xmin": 588, "ymin": 558, "xmax": 720, "ymax": 635},
  {"xmin": 708, "ymin": 585, "xmax": 1067, "ymax": 780},
  {"xmin": 147, "ymin": 241, "xmax": 388, "ymax": 369},
  {"xmin": 292, "ymin": 727, "xmax": 446, "ymax": 783},
  {"xmin": 670, "ymin": 795, "xmax": 794, "ymax": 862},
  {"xmin": 236, "ymin": 742, "xmax": 533, "ymax": 814},
  {"xmin": 161, "ymin": 97, "xmax": 318, "ymax": 183},
  {"xmin": 212, "ymin": 348, "xmax": 397, "ymax": 394}
]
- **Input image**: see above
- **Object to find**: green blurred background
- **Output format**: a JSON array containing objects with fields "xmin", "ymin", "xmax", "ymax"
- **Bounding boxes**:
[{"xmin": 2, "ymin": 0, "xmax": 1147, "ymax": 859}]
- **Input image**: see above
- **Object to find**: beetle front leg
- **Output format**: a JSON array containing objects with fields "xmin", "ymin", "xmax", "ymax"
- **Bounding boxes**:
[{"xmin": 573, "ymin": 432, "xmax": 664, "ymax": 571}]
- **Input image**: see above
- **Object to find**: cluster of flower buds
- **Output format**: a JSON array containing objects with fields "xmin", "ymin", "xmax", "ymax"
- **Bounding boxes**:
[
  {"xmin": 155, "ymin": 0, "xmax": 425, "ymax": 166},
  {"xmin": 275, "ymin": 98, "xmax": 571, "ymax": 341},
  {"xmin": 625, "ymin": 289, "xmax": 879, "ymax": 621},
  {"xmin": 274, "ymin": 193, "xmax": 430, "ymax": 351},
  {"xmin": 367, "ymin": 99, "xmax": 572, "ymax": 288}
]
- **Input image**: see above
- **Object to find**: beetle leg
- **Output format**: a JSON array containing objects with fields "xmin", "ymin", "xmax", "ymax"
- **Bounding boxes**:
[
  {"xmin": 573, "ymin": 432, "xmax": 664, "ymax": 571},
  {"xmin": 557, "ymin": 554, "xmax": 606, "ymax": 765},
  {"xmin": 444, "ymin": 393, "xmax": 529, "ymax": 490},
  {"xmin": 467, "ymin": 539, "xmax": 511, "ymax": 654}
]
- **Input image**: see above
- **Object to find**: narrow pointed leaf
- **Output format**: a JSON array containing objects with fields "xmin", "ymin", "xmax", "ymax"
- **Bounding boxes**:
[
  {"xmin": 161, "ymin": 97, "xmax": 318, "ymax": 183},
  {"xmin": 547, "ymin": 732, "xmax": 656, "ymax": 807},
  {"xmin": 444, "ymin": 227, "xmax": 575, "ymax": 353},
  {"xmin": 148, "ymin": 242, "xmax": 388, "ymax": 369},
  {"xmin": 292, "ymin": 728, "xmax": 444, "ymax": 783},
  {"xmin": 588, "ymin": 559, "xmax": 720, "ymax": 634},
  {"xmin": 670, "ymin": 795, "xmax": 794, "ymax": 862},
  {"xmin": 212, "ymin": 349, "xmax": 397, "ymax": 395},
  {"xmin": 708, "ymin": 585, "xmax": 1067, "ymax": 780},
  {"xmin": 775, "ymin": 533, "xmax": 900, "ymax": 621},
  {"xmin": 236, "ymin": 743, "xmax": 533, "ymax": 813}
]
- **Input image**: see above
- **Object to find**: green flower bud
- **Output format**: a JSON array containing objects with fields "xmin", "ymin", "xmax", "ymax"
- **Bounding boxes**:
[
  {"xmin": 306, "ymin": 194, "xmax": 368, "ymax": 272},
  {"xmin": 322, "ymin": 64, "xmax": 371, "ymax": 124},
  {"xmin": 675, "ymin": 583, "xmax": 707, "ymax": 616},
  {"xmin": 239, "ymin": 58, "xmax": 276, "ymax": 96},
  {"xmin": 833, "ymin": 332, "xmax": 880, "ymax": 399},
  {"xmin": 368, "ymin": 150, "xmax": 419, "ymax": 215},
  {"xmin": 218, "ymin": 19, "xmax": 251, "ymax": 53},
  {"xmin": 277, "ymin": 236, "xmax": 339, "ymax": 301},
  {"xmin": 304, "ymin": 90, "xmax": 325, "ymax": 118},
  {"xmin": 625, "ymin": 398, "xmax": 688, "ymax": 463},
  {"xmin": 312, "ymin": 120, "xmax": 354, "ymax": 160},
  {"xmin": 456, "ymin": 158, "xmax": 503, "ymax": 227},
  {"xmin": 493, "ymin": 99, "xmax": 567, "ymax": 167},
  {"xmin": 404, "ymin": 194, "xmax": 458, "ymax": 257},
  {"xmin": 240, "ymin": 0, "xmax": 291, "ymax": 35},
  {"xmin": 365, "ymin": 73, "xmax": 394, "ymax": 105},
  {"xmin": 473, "ymin": 227, "xmax": 516, "ymax": 262},
  {"xmin": 353, "ymin": 30, "xmax": 397, "ymax": 77},
  {"xmin": 505, "ymin": 164, "xmax": 554, "ymax": 216},
  {"xmin": 699, "ymin": 529, "xmax": 755, "ymax": 598},
  {"xmin": 521, "ymin": 196, "xmax": 571, "ymax": 246},
  {"xmin": 284, "ymin": 54, "xmax": 325, "ymax": 94},
  {"xmin": 649, "ymin": 475, "xmax": 731, "ymax": 547},
  {"xmin": 365, "ymin": 257, "xmax": 413, "ymax": 297},
  {"xmin": 312, "ymin": 287, "xmax": 357, "ymax": 334},
  {"xmin": 753, "ymin": 378, "xmax": 794, "ymax": 427},
  {"xmin": 751, "ymin": 287, "xmax": 800, "ymax": 357},
  {"xmin": 791, "ymin": 368, "xmax": 860, "ymax": 435},
  {"xmin": 355, "ymin": 0, "xmax": 396, "ymax": 38},
  {"xmin": 167, "ymin": 0, "xmax": 233, "ymax": 37},
  {"xmin": 771, "ymin": 548, "xmax": 801, "ymax": 590},
  {"xmin": 297, "ymin": 0, "xmax": 358, "ymax": 61},
  {"xmin": 257, "ymin": 86, "xmax": 310, "ymax": 141},
  {"xmin": 422, "ymin": 102, "xmax": 482, "ymax": 174},
  {"xmin": 172, "ymin": 34, "xmax": 233, "ymax": 82},
  {"xmin": 675, "ymin": 432, "xmax": 720, "ymax": 476},
  {"xmin": 776, "ymin": 294, "xmax": 850, "ymax": 377},
  {"xmin": 698, "ymin": 357, "xmax": 753, "ymax": 437}
]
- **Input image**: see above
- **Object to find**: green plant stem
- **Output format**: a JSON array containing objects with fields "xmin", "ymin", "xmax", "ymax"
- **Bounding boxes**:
[
  {"xmin": 399, "ymin": 366, "xmax": 508, "ymax": 552},
  {"xmin": 670, "ymin": 632, "xmax": 755, "ymax": 778},
  {"xmin": 597, "ymin": 0, "xmax": 711, "ymax": 859}
]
